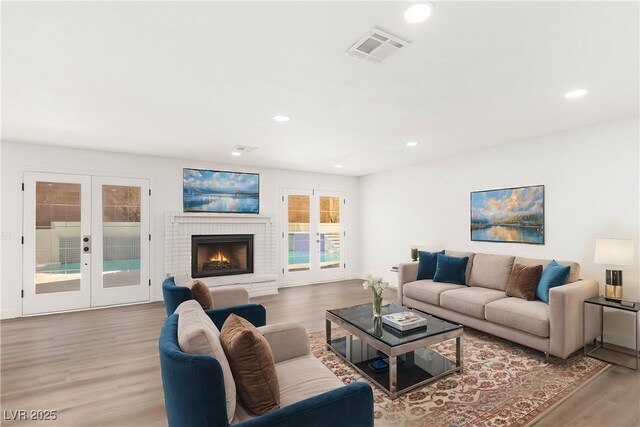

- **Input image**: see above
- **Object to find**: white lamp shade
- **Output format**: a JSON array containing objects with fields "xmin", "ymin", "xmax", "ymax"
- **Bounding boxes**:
[{"xmin": 594, "ymin": 238, "xmax": 634, "ymax": 266}]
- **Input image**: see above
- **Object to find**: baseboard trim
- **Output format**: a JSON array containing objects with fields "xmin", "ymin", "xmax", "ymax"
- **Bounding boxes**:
[{"xmin": 1, "ymin": 308, "xmax": 20, "ymax": 319}]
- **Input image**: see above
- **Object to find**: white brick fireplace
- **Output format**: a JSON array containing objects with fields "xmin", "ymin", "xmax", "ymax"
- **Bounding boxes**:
[{"xmin": 164, "ymin": 212, "xmax": 278, "ymax": 296}]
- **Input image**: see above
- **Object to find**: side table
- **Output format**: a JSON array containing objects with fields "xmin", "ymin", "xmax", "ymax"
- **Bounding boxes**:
[{"xmin": 583, "ymin": 296, "xmax": 639, "ymax": 370}]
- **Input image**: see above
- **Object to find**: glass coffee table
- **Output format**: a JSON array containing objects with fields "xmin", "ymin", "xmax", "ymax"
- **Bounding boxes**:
[{"xmin": 326, "ymin": 302, "xmax": 463, "ymax": 399}]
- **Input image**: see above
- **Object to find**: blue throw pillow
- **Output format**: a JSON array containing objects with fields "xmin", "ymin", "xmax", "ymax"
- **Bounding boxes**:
[
  {"xmin": 536, "ymin": 260, "xmax": 571, "ymax": 303},
  {"xmin": 417, "ymin": 250, "xmax": 444, "ymax": 280},
  {"xmin": 433, "ymin": 254, "xmax": 469, "ymax": 285}
]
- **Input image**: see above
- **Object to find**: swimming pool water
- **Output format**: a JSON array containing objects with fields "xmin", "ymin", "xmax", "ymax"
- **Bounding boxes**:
[
  {"xmin": 37, "ymin": 259, "xmax": 140, "ymax": 273},
  {"xmin": 288, "ymin": 250, "xmax": 339, "ymax": 265}
]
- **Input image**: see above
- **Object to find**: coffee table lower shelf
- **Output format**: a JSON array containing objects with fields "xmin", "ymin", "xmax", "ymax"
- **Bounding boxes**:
[{"xmin": 326, "ymin": 334, "xmax": 462, "ymax": 399}]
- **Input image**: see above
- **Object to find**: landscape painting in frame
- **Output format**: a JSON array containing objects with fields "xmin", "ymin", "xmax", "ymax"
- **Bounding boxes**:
[
  {"xmin": 183, "ymin": 168, "xmax": 259, "ymax": 214},
  {"xmin": 470, "ymin": 185, "xmax": 544, "ymax": 244}
]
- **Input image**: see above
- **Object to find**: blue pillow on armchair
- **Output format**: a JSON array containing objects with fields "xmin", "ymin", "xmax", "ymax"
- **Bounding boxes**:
[
  {"xmin": 417, "ymin": 250, "xmax": 444, "ymax": 280},
  {"xmin": 433, "ymin": 254, "xmax": 469, "ymax": 285},
  {"xmin": 536, "ymin": 260, "xmax": 570, "ymax": 303}
]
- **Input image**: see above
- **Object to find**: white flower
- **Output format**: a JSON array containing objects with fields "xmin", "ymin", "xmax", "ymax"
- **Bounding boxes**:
[{"xmin": 363, "ymin": 274, "xmax": 388, "ymax": 295}]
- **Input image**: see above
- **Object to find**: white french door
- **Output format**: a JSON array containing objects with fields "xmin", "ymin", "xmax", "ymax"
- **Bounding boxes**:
[
  {"xmin": 23, "ymin": 173, "xmax": 92, "ymax": 314},
  {"xmin": 282, "ymin": 189, "xmax": 344, "ymax": 286},
  {"xmin": 22, "ymin": 172, "xmax": 150, "ymax": 315},
  {"xmin": 91, "ymin": 176, "xmax": 150, "ymax": 307}
]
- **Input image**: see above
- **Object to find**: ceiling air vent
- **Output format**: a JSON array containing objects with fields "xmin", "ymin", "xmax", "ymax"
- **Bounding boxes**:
[
  {"xmin": 233, "ymin": 145, "xmax": 257, "ymax": 153},
  {"xmin": 346, "ymin": 27, "xmax": 410, "ymax": 64}
]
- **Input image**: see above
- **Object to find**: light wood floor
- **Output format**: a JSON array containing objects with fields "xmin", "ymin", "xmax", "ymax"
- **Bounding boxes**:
[{"xmin": 1, "ymin": 280, "xmax": 638, "ymax": 426}]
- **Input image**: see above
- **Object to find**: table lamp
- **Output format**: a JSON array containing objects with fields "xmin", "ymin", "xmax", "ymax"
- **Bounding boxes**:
[{"xmin": 594, "ymin": 238, "xmax": 634, "ymax": 301}]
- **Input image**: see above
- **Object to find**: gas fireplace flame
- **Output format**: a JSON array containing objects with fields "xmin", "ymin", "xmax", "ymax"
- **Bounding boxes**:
[{"xmin": 209, "ymin": 251, "xmax": 229, "ymax": 263}]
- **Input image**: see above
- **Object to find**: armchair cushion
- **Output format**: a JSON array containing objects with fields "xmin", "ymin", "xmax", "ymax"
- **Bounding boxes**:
[
  {"xmin": 234, "ymin": 354, "xmax": 347, "ymax": 423},
  {"xmin": 276, "ymin": 355, "xmax": 346, "ymax": 407},
  {"xmin": 210, "ymin": 286, "xmax": 249, "ymax": 308},
  {"xmin": 257, "ymin": 323, "xmax": 310, "ymax": 363},
  {"xmin": 221, "ymin": 314, "xmax": 280, "ymax": 415},
  {"xmin": 206, "ymin": 304, "xmax": 266, "ymax": 330},
  {"xmin": 188, "ymin": 280, "xmax": 214, "ymax": 310},
  {"xmin": 162, "ymin": 276, "xmax": 251, "ymax": 316},
  {"xmin": 175, "ymin": 300, "xmax": 236, "ymax": 422}
]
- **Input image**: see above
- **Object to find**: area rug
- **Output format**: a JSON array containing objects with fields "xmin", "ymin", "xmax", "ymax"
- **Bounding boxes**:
[{"xmin": 310, "ymin": 328, "xmax": 609, "ymax": 427}]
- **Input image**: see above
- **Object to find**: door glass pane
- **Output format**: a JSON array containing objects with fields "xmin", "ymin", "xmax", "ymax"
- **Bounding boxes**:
[
  {"xmin": 102, "ymin": 185, "xmax": 141, "ymax": 287},
  {"xmin": 319, "ymin": 196, "xmax": 340, "ymax": 269},
  {"xmin": 35, "ymin": 182, "xmax": 81, "ymax": 294},
  {"xmin": 288, "ymin": 195, "xmax": 310, "ymax": 271}
]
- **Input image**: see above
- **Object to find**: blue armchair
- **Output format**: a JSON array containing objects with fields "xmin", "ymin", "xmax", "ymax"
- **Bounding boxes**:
[
  {"xmin": 159, "ymin": 308, "xmax": 374, "ymax": 427},
  {"xmin": 162, "ymin": 276, "xmax": 266, "ymax": 327}
]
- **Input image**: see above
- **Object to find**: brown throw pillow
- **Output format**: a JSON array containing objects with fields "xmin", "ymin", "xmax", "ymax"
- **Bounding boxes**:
[
  {"xmin": 506, "ymin": 263, "xmax": 543, "ymax": 300},
  {"xmin": 188, "ymin": 280, "xmax": 214, "ymax": 310},
  {"xmin": 220, "ymin": 314, "xmax": 280, "ymax": 415}
]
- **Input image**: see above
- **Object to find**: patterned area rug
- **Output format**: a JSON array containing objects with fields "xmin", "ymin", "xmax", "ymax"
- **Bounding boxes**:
[{"xmin": 310, "ymin": 328, "xmax": 609, "ymax": 427}]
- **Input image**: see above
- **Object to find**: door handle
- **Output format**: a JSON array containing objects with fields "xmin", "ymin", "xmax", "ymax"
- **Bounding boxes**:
[{"xmin": 83, "ymin": 235, "xmax": 91, "ymax": 253}]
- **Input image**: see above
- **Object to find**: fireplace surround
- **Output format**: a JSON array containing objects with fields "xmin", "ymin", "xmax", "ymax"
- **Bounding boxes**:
[
  {"xmin": 165, "ymin": 212, "xmax": 277, "ymax": 296},
  {"xmin": 191, "ymin": 234, "xmax": 254, "ymax": 278}
]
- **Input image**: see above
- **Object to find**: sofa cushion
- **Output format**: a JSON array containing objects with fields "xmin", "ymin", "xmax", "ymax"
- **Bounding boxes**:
[
  {"xmin": 187, "ymin": 279, "xmax": 214, "ymax": 310},
  {"xmin": 514, "ymin": 257, "xmax": 580, "ymax": 283},
  {"xmin": 445, "ymin": 250, "xmax": 475, "ymax": 284},
  {"xmin": 175, "ymin": 300, "xmax": 236, "ymax": 422},
  {"xmin": 403, "ymin": 280, "xmax": 466, "ymax": 306},
  {"xmin": 220, "ymin": 314, "xmax": 280, "ymax": 415},
  {"xmin": 417, "ymin": 250, "xmax": 444, "ymax": 280},
  {"xmin": 485, "ymin": 298, "xmax": 550, "ymax": 337},
  {"xmin": 506, "ymin": 263, "xmax": 543, "ymax": 300},
  {"xmin": 468, "ymin": 253, "xmax": 515, "ymax": 291},
  {"xmin": 440, "ymin": 287, "xmax": 507, "ymax": 319},
  {"xmin": 232, "ymin": 355, "xmax": 345, "ymax": 423},
  {"xmin": 536, "ymin": 260, "xmax": 571, "ymax": 303},
  {"xmin": 434, "ymin": 254, "xmax": 469, "ymax": 285}
]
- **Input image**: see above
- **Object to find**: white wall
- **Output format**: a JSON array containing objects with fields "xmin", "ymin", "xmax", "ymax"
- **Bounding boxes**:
[
  {"xmin": 359, "ymin": 117, "xmax": 639, "ymax": 348},
  {"xmin": 1, "ymin": 142, "xmax": 359, "ymax": 318}
]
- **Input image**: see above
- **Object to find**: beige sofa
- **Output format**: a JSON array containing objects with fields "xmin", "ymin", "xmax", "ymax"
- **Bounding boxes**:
[{"xmin": 398, "ymin": 250, "xmax": 602, "ymax": 360}]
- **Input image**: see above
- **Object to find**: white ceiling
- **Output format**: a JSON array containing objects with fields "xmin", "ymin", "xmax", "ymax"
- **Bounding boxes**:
[{"xmin": 2, "ymin": 1, "xmax": 638, "ymax": 176}]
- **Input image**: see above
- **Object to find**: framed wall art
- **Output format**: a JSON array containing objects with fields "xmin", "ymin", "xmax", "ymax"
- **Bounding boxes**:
[
  {"xmin": 470, "ymin": 185, "xmax": 544, "ymax": 244},
  {"xmin": 183, "ymin": 168, "xmax": 259, "ymax": 214}
]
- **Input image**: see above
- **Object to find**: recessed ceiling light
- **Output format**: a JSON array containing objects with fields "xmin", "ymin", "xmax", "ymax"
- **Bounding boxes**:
[
  {"xmin": 334, "ymin": 164, "xmax": 343, "ymax": 168},
  {"xmin": 405, "ymin": 3, "xmax": 433, "ymax": 23},
  {"xmin": 565, "ymin": 89, "xmax": 588, "ymax": 99},
  {"xmin": 406, "ymin": 141, "xmax": 418, "ymax": 147},
  {"xmin": 231, "ymin": 151, "xmax": 241, "ymax": 156},
  {"xmin": 273, "ymin": 115, "xmax": 290, "ymax": 122}
]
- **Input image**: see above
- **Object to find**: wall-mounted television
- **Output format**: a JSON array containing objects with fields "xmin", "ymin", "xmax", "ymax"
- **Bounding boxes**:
[{"xmin": 183, "ymin": 168, "xmax": 260, "ymax": 214}]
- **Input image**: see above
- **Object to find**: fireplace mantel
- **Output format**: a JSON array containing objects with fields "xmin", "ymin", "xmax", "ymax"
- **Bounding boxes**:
[{"xmin": 164, "ymin": 212, "xmax": 278, "ymax": 296}]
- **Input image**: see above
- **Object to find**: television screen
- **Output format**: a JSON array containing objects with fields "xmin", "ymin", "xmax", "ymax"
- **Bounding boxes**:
[{"xmin": 183, "ymin": 168, "xmax": 259, "ymax": 214}]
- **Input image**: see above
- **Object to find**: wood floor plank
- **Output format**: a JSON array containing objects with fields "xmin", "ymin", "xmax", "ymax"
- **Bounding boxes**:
[{"xmin": 1, "ymin": 280, "xmax": 638, "ymax": 426}]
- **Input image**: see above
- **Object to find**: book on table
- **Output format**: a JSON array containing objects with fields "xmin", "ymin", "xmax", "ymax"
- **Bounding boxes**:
[{"xmin": 381, "ymin": 311, "xmax": 428, "ymax": 331}]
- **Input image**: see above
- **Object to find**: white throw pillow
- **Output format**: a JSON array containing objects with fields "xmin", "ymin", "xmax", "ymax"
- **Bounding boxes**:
[{"xmin": 176, "ymin": 300, "xmax": 236, "ymax": 422}]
